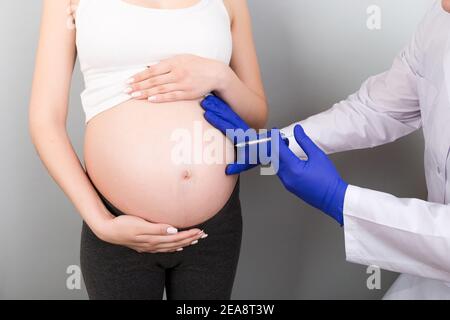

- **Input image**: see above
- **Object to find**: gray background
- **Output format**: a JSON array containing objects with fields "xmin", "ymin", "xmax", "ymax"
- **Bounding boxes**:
[{"xmin": 0, "ymin": 0, "xmax": 433, "ymax": 299}]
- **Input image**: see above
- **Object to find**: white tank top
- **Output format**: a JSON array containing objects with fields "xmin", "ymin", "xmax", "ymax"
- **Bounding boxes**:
[{"xmin": 75, "ymin": 0, "xmax": 232, "ymax": 123}]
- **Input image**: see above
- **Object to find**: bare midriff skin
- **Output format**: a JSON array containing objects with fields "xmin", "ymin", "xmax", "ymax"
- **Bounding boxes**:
[{"xmin": 84, "ymin": 99, "xmax": 238, "ymax": 228}]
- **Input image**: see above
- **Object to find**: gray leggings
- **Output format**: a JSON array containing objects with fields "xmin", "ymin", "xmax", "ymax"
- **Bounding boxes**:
[{"xmin": 80, "ymin": 181, "xmax": 242, "ymax": 300}]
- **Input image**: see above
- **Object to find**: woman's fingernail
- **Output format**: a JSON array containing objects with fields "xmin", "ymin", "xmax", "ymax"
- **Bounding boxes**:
[
  {"xmin": 191, "ymin": 240, "xmax": 199, "ymax": 245},
  {"xmin": 176, "ymin": 248, "xmax": 183, "ymax": 252},
  {"xmin": 124, "ymin": 87, "xmax": 133, "ymax": 94},
  {"xmin": 201, "ymin": 234, "xmax": 208, "ymax": 239},
  {"xmin": 126, "ymin": 78, "xmax": 135, "ymax": 84},
  {"xmin": 131, "ymin": 91, "xmax": 142, "ymax": 98},
  {"xmin": 148, "ymin": 96, "xmax": 157, "ymax": 102},
  {"xmin": 167, "ymin": 227, "xmax": 178, "ymax": 234}
]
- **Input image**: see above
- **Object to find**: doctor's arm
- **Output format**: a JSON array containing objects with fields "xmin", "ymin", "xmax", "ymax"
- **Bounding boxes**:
[
  {"xmin": 201, "ymin": 97, "xmax": 450, "ymax": 282},
  {"xmin": 344, "ymin": 185, "xmax": 450, "ymax": 283},
  {"xmin": 282, "ymin": 9, "xmax": 430, "ymax": 158},
  {"xmin": 201, "ymin": 93, "xmax": 450, "ymax": 284},
  {"xmin": 200, "ymin": 4, "xmax": 450, "ymax": 281},
  {"xmin": 277, "ymin": 125, "xmax": 450, "ymax": 283},
  {"xmin": 280, "ymin": 7, "xmax": 450, "ymax": 282}
]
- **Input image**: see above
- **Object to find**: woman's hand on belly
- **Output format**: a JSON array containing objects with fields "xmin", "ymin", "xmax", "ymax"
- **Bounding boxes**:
[
  {"xmin": 125, "ymin": 54, "xmax": 228, "ymax": 103},
  {"xmin": 96, "ymin": 215, "xmax": 207, "ymax": 253}
]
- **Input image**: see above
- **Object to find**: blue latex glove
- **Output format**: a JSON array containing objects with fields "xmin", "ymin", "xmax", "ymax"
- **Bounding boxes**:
[
  {"xmin": 201, "ymin": 95, "xmax": 348, "ymax": 225},
  {"xmin": 201, "ymin": 95, "xmax": 278, "ymax": 175},
  {"xmin": 277, "ymin": 125, "xmax": 348, "ymax": 226}
]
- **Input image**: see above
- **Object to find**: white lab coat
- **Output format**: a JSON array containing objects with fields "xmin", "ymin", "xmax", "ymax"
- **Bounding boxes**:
[{"xmin": 281, "ymin": 1, "xmax": 450, "ymax": 299}]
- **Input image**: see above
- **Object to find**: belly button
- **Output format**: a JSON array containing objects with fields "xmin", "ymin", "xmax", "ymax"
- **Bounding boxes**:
[{"xmin": 182, "ymin": 170, "xmax": 192, "ymax": 180}]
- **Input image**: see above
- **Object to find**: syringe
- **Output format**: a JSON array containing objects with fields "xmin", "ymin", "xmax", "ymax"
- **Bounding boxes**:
[{"xmin": 235, "ymin": 132, "xmax": 292, "ymax": 148}]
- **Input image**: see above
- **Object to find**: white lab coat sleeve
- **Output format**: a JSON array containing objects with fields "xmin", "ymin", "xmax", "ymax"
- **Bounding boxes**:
[
  {"xmin": 343, "ymin": 185, "xmax": 450, "ymax": 283},
  {"xmin": 281, "ymin": 8, "xmax": 430, "ymax": 158}
]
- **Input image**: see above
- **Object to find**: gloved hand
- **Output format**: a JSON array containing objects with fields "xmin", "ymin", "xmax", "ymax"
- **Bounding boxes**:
[
  {"xmin": 277, "ymin": 125, "xmax": 348, "ymax": 226},
  {"xmin": 201, "ymin": 95, "xmax": 278, "ymax": 175},
  {"xmin": 201, "ymin": 95, "xmax": 348, "ymax": 225}
]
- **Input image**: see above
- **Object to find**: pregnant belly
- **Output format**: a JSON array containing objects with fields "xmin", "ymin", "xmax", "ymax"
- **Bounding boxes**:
[{"xmin": 84, "ymin": 99, "xmax": 238, "ymax": 228}]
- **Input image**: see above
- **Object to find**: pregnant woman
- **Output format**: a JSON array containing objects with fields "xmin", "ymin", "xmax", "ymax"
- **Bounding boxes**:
[{"xmin": 29, "ymin": 0, "xmax": 267, "ymax": 300}]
